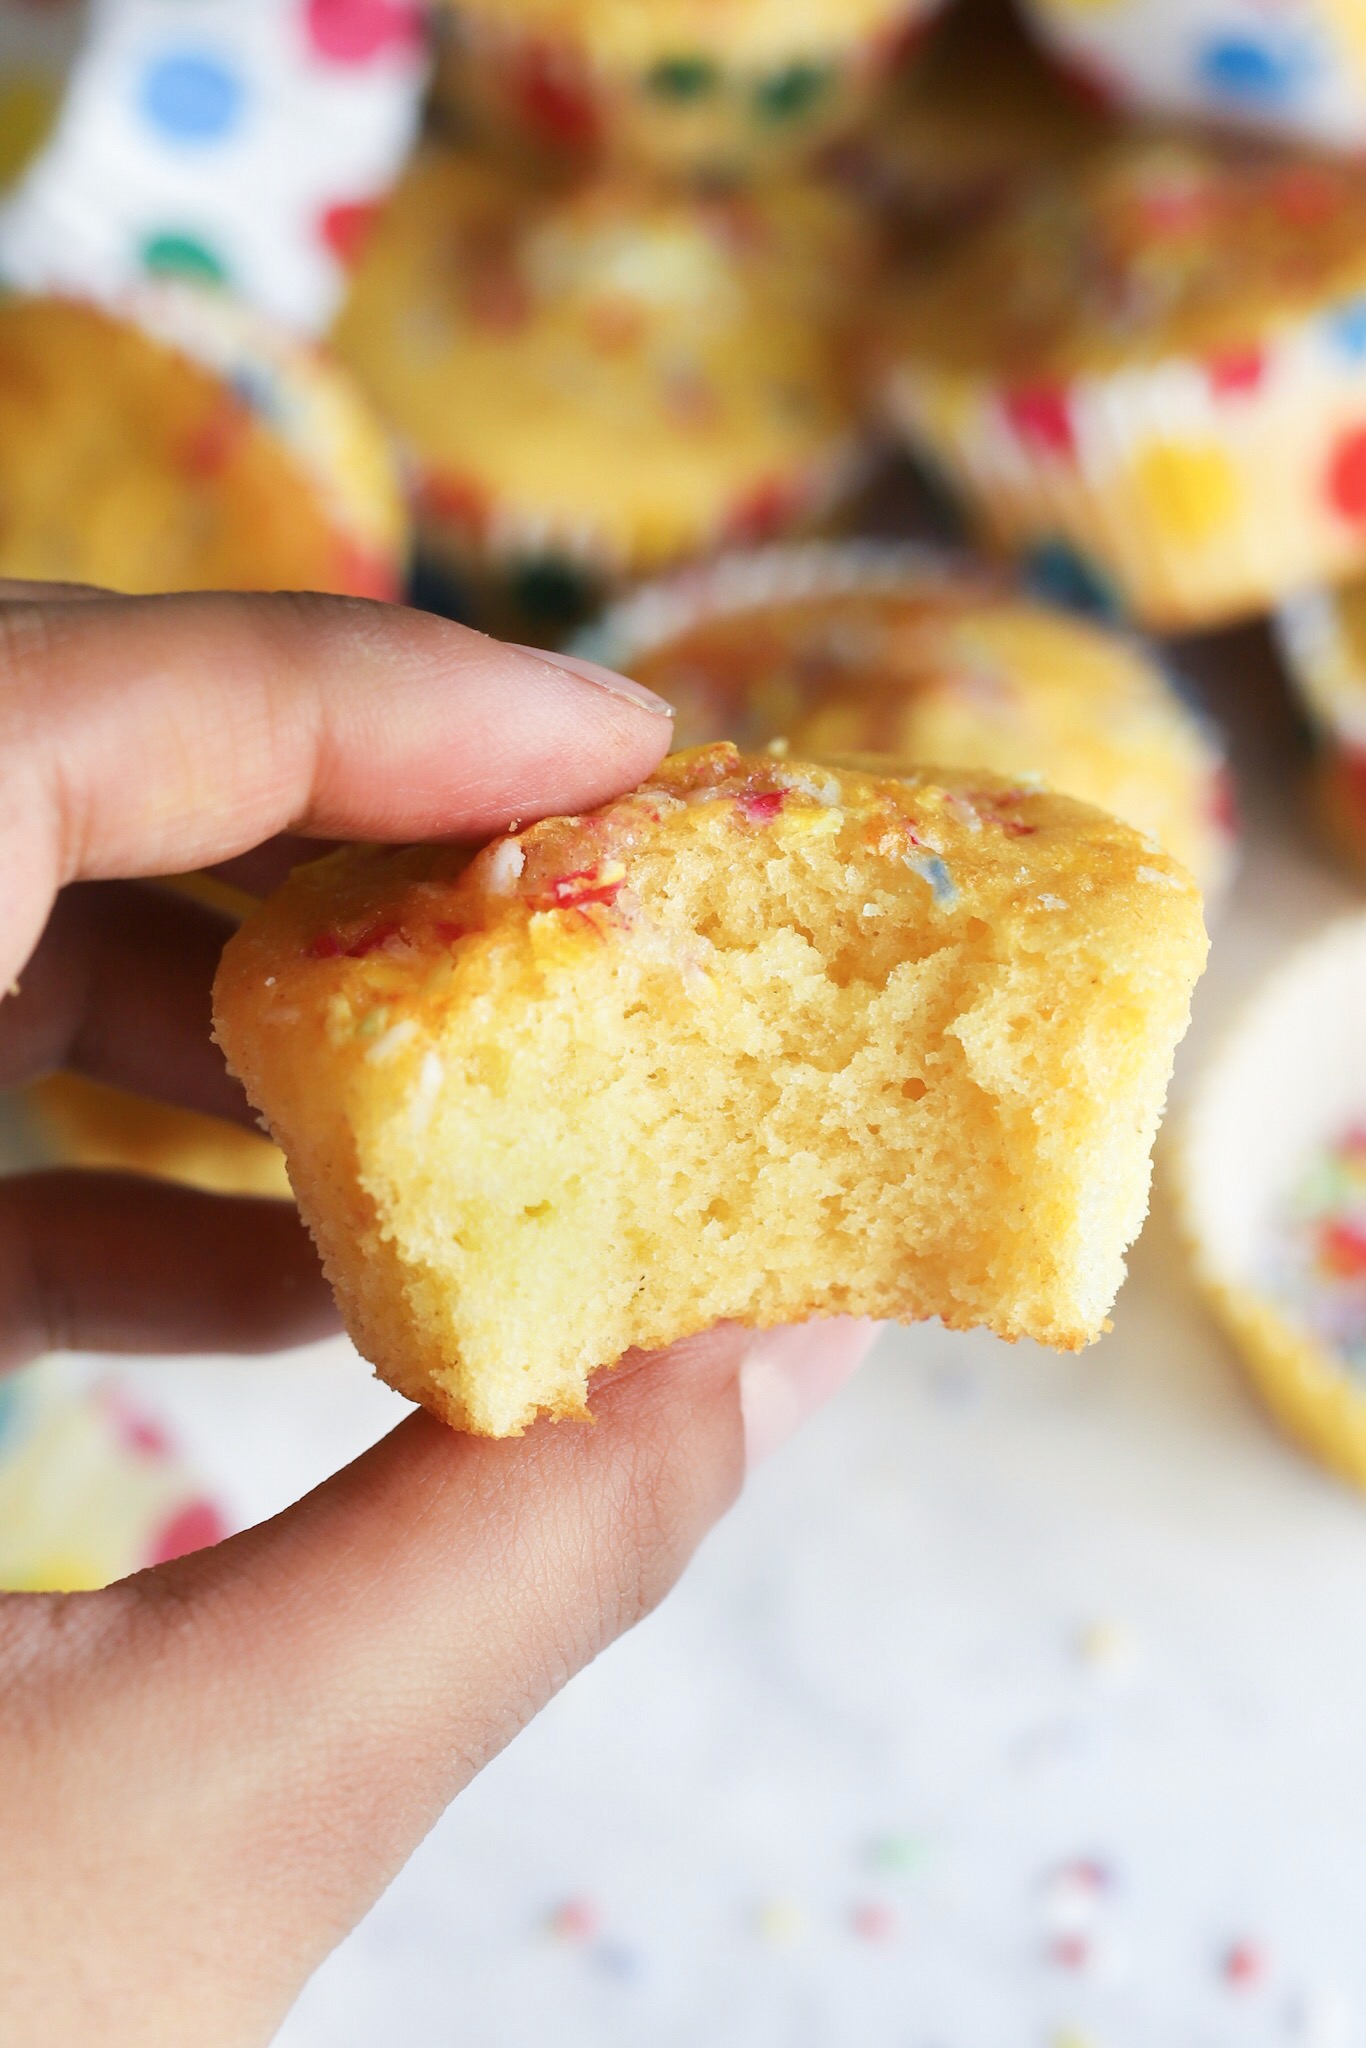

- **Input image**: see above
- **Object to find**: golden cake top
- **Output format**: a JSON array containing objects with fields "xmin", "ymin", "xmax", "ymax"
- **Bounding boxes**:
[
  {"xmin": 437, "ymin": 0, "xmax": 934, "ymax": 68},
  {"xmin": 220, "ymin": 743, "xmax": 1206, "ymax": 1042},
  {"xmin": 608, "ymin": 572, "xmax": 1230, "ymax": 889},
  {"xmin": 0, "ymin": 291, "xmax": 403, "ymax": 597},
  {"xmin": 332, "ymin": 151, "xmax": 864, "ymax": 566},
  {"xmin": 886, "ymin": 131, "xmax": 1366, "ymax": 380}
]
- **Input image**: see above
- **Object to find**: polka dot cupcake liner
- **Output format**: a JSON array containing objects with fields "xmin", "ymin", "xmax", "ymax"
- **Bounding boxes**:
[
  {"xmin": 1276, "ymin": 581, "xmax": 1366, "ymax": 876},
  {"xmin": 885, "ymin": 312, "xmax": 1366, "ymax": 634},
  {"xmin": 429, "ymin": 0, "xmax": 947, "ymax": 178},
  {"xmin": 575, "ymin": 538, "xmax": 1237, "ymax": 902},
  {"xmin": 0, "ymin": 0, "xmax": 429, "ymax": 334},
  {"xmin": 1178, "ymin": 913, "xmax": 1366, "ymax": 1489},
  {"xmin": 0, "ymin": 1360, "xmax": 227, "ymax": 1592},
  {"xmin": 1017, "ymin": 0, "xmax": 1366, "ymax": 154}
]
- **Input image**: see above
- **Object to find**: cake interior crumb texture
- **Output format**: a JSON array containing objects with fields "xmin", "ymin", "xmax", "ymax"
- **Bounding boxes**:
[{"xmin": 213, "ymin": 746, "xmax": 1208, "ymax": 1437}]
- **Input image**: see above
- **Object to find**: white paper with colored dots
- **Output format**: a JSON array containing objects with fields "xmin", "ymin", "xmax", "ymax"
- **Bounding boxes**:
[{"xmin": 0, "ymin": 0, "xmax": 429, "ymax": 334}]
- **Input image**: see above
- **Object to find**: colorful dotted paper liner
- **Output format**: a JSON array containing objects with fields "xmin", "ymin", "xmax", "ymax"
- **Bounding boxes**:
[
  {"xmin": 0, "ymin": 0, "xmax": 428, "ymax": 334},
  {"xmin": 1178, "ymin": 912, "xmax": 1366, "ymax": 1489},
  {"xmin": 0, "ymin": 1362, "xmax": 227, "ymax": 1592},
  {"xmin": 1017, "ymin": 0, "xmax": 1366, "ymax": 152}
]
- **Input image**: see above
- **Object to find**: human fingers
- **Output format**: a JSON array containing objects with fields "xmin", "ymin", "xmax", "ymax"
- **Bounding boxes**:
[
  {"xmin": 0, "ymin": 1172, "xmax": 336, "ymax": 1372},
  {"xmin": 0, "ymin": 1319, "xmax": 875, "ymax": 2047},
  {"xmin": 0, "ymin": 590, "xmax": 672, "ymax": 993},
  {"xmin": 0, "ymin": 884, "xmax": 251, "ymax": 1123}
]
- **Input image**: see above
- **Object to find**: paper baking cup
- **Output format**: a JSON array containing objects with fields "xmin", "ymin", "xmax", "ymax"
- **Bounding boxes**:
[
  {"xmin": 124, "ymin": 281, "xmax": 407, "ymax": 600},
  {"xmin": 1276, "ymin": 582, "xmax": 1366, "ymax": 874},
  {"xmin": 1017, "ymin": 0, "xmax": 1366, "ymax": 154},
  {"xmin": 575, "ymin": 538, "xmax": 1237, "ymax": 900},
  {"xmin": 430, "ymin": 0, "xmax": 946, "ymax": 177},
  {"xmin": 0, "ymin": 1361, "xmax": 226, "ymax": 1592},
  {"xmin": 1178, "ymin": 914, "xmax": 1366, "ymax": 1487},
  {"xmin": 886, "ymin": 309, "xmax": 1366, "ymax": 632}
]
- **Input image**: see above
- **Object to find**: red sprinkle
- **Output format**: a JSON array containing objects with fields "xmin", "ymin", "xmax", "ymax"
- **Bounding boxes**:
[
  {"xmin": 1319, "ymin": 1219, "xmax": 1366, "ymax": 1279},
  {"xmin": 851, "ymin": 1903, "xmax": 896, "ymax": 1943},
  {"xmin": 306, "ymin": 931, "xmax": 343, "ymax": 959},
  {"xmin": 1002, "ymin": 818, "xmax": 1039, "ymax": 837},
  {"xmin": 544, "ymin": 869, "xmax": 623, "ymax": 910},
  {"xmin": 1049, "ymin": 1933, "xmax": 1091, "ymax": 1971},
  {"xmin": 1222, "ymin": 1940, "xmax": 1267, "ymax": 1989},
  {"xmin": 549, "ymin": 1899, "xmax": 599, "ymax": 1943},
  {"xmin": 736, "ymin": 790, "xmax": 785, "ymax": 824},
  {"xmin": 345, "ymin": 919, "xmax": 403, "ymax": 957}
]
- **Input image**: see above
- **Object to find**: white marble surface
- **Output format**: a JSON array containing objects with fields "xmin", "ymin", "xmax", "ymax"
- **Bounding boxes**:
[{"xmin": 26, "ymin": 626, "xmax": 1366, "ymax": 2048}]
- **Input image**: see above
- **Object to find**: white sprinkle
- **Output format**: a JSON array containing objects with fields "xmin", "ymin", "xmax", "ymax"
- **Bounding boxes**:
[
  {"xmin": 485, "ymin": 839, "xmax": 526, "ymax": 893},
  {"xmin": 365, "ymin": 1017, "xmax": 419, "ymax": 1065},
  {"xmin": 1038, "ymin": 893, "xmax": 1069, "ymax": 911},
  {"xmin": 264, "ymin": 975, "xmax": 276, "ymax": 987},
  {"xmin": 765, "ymin": 735, "xmax": 791, "ymax": 759},
  {"xmin": 409, "ymin": 1049, "xmax": 445, "ymax": 1131},
  {"xmin": 861, "ymin": 902, "xmax": 883, "ymax": 917},
  {"xmin": 1136, "ymin": 863, "xmax": 1181, "ymax": 889}
]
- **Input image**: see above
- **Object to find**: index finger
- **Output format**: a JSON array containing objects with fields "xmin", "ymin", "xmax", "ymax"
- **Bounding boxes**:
[{"xmin": 0, "ymin": 590, "xmax": 673, "ymax": 990}]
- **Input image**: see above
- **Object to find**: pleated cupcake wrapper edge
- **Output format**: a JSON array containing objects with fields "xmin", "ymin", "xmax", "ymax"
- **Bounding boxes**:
[
  {"xmin": 1175, "ymin": 910, "xmax": 1366, "ymax": 1488},
  {"xmin": 885, "ymin": 319, "xmax": 1366, "ymax": 632}
]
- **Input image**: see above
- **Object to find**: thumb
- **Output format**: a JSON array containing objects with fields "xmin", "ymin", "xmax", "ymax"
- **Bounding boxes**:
[{"xmin": 0, "ymin": 1318, "xmax": 874, "ymax": 2048}]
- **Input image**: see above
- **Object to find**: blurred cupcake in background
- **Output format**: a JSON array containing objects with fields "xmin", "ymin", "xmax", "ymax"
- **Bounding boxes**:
[
  {"xmin": 0, "ymin": 284, "xmax": 407, "ymax": 598},
  {"xmin": 428, "ymin": 0, "xmax": 950, "ymax": 180},
  {"xmin": 875, "ymin": 131, "xmax": 1366, "ymax": 632},
  {"xmin": 1277, "ymin": 579, "xmax": 1366, "ymax": 876},
  {"xmin": 833, "ymin": 0, "xmax": 1109, "ymax": 240},
  {"xmin": 333, "ymin": 149, "xmax": 872, "ymax": 637},
  {"xmin": 0, "ymin": 1362, "xmax": 226, "ymax": 1592},
  {"xmin": 0, "ymin": 0, "xmax": 86, "ymax": 196},
  {"xmin": 578, "ymin": 540, "xmax": 1236, "ymax": 899},
  {"xmin": 1180, "ymin": 913, "xmax": 1366, "ymax": 1489},
  {"xmin": 1017, "ymin": 0, "xmax": 1366, "ymax": 154}
]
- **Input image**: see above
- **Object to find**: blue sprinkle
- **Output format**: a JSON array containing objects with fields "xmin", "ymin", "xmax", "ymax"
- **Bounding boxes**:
[
  {"xmin": 593, "ymin": 1941, "xmax": 642, "ymax": 1981},
  {"xmin": 139, "ymin": 50, "xmax": 244, "ymax": 144},
  {"xmin": 906, "ymin": 851, "xmax": 958, "ymax": 908},
  {"xmin": 1329, "ymin": 298, "xmax": 1366, "ymax": 361},
  {"xmin": 1196, "ymin": 35, "xmax": 1310, "ymax": 105}
]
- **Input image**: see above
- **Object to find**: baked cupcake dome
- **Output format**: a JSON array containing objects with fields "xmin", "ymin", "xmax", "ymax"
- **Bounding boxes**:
[
  {"xmin": 214, "ymin": 743, "xmax": 1206, "ymax": 1438},
  {"xmin": 878, "ymin": 132, "xmax": 1366, "ymax": 632},
  {"xmin": 0, "ymin": 285, "xmax": 406, "ymax": 598},
  {"xmin": 1017, "ymin": 0, "xmax": 1366, "ymax": 154},
  {"xmin": 431, "ymin": 0, "xmax": 948, "ymax": 177},
  {"xmin": 330, "ymin": 149, "xmax": 867, "ymax": 627},
  {"xmin": 1179, "ymin": 914, "xmax": 1366, "ymax": 1489},
  {"xmin": 580, "ymin": 543, "xmax": 1236, "ymax": 900}
]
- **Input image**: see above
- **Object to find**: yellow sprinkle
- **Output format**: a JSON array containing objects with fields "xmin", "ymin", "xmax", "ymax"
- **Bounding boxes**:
[
  {"xmin": 756, "ymin": 1899, "xmax": 805, "ymax": 1946},
  {"xmin": 778, "ymin": 805, "xmax": 842, "ymax": 840}
]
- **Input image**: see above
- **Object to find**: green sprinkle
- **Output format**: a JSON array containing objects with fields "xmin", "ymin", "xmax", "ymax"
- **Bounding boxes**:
[
  {"xmin": 754, "ymin": 63, "xmax": 830, "ymax": 123},
  {"xmin": 866, "ymin": 1833, "xmax": 930, "ymax": 1876},
  {"xmin": 647, "ymin": 54, "xmax": 720, "ymax": 100},
  {"xmin": 141, "ymin": 229, "xmax": 230, "ymax": 287}
]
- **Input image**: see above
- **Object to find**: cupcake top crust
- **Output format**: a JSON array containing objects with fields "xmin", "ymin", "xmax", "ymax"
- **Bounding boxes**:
[
  {"xmin": 332, "ymin": 151, "xmax": 863, "ymax": 568},
  {"xmin": 888, "ymin": 132, "xmax": 1366, "ymax": 381}
]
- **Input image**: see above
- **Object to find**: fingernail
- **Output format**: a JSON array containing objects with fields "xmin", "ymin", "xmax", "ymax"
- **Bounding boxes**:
[
  {"xmin": 510, "ymin": 643, "xmax": 675, "ymax": 720},
  {"xmin": 740, "ymin": 1319, "xmax": 878, "ymax": 1471}
]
